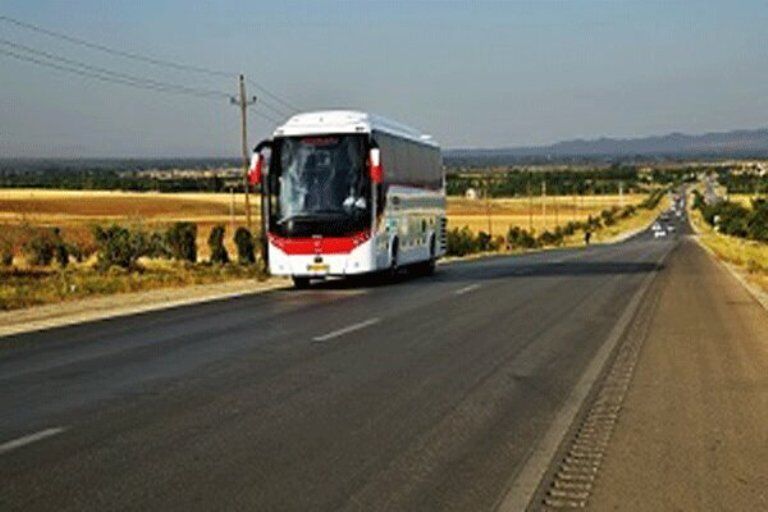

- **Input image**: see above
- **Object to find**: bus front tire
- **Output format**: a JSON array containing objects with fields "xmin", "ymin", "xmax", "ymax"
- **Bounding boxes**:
[{"xmin": 292, "ymin": 276, "xmax": 311, "ymax": 289}]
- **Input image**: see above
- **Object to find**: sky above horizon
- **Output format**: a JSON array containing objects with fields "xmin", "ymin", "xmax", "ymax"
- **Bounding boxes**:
[{"xmin": 1, "ymin": 0, "xmax": 767, "ymax": 158}]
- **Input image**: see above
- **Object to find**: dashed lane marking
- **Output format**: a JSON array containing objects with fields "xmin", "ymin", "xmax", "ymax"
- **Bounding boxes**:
[
  {"xmin": 454, "ymin": 284, "xmax": 481, "ymax": 295},
  {"xmin": 0, "ymin": 427, "xmax": 67, "ymax": 455},
  {"xmin": 312, "ymin": 318, "xmax": 381, "ymax": 342}
]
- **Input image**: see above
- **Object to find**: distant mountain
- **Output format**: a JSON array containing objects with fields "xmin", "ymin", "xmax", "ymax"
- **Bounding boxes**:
[{"xmin": 444, "ymin": 127, "xmax": 768, "ymax": 165}]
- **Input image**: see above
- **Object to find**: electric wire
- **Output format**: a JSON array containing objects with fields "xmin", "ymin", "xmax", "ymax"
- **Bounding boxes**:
[{"xmin": 0, "ymin": 14, "xmax": 302, "ymax": 113}]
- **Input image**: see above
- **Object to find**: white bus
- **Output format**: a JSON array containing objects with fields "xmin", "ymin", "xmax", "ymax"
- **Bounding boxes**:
[{"xmin": 249, "ymin": 110, "xmax": 446, "ymax": 288}]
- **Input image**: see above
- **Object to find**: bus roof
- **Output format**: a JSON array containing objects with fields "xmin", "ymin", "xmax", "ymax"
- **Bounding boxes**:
[{"xmin": 273, "ymin": 110, "xmax": 439, "ymax": 148}]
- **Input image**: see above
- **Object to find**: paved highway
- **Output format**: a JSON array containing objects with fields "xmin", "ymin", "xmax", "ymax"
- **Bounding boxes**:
[{"xmin": 1, "ymin": 225, "xmax": 678, "ymax": 511}]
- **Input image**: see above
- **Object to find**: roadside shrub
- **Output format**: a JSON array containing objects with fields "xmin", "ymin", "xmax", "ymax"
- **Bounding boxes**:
[
  {"xmin": 1, "ymin": 248, "xmax": 12, "ymax": 267},
  {"xmin": 92, "ymin": 224, "xmax": 150, "ymax": 270},
  {"xmin": 586, "ymin": 215, "xmax": 602, "ymax": 231},
  {"xmin": 0, "ymin": 237, "xmax": 13, "ymax": 267},
  {"xmin": 538, "ymin": 228, "xmax": 564, "ymax": 247},
  {"xmin": 146, "ymin": 231, "xmax": 170, "ymax": 259},
  {"xmin": 620, "ymin": 205, "xmax": 636, "ymax": 219},
  {"xmin": 52, "ymin": 228, "xmax": 69, "ymax": 268},
  {"xmin": 746, "ymin": 199, "xmax": 768, "ymax": 242},
  {"xmin": 208, "ymin": 225, "xmax": 229, "ymax": 264},
  {"xmin": 234, "ymin": 227, "xmax": 256, "ymax": 264},
  {"xmin": 507, "ymin": 226, "xmax": 538, "ymax": 249},
  {"xmin": 472, "ymin": 231, "xmax": 501, "ymax": 252},
  {"xmin": 165, "ymin": 222, "xmax": 197, "ymax": 263},
  {"xmin": 600, "ymin": 207, "xmax": 619, "ymax": 226},
  {"xmin": 562, "ymin": 221, "xmax": 580, "ymax": 237},
  {"xmin": 23, "ymin": 228, "xmax": 58, "ymax": 266},
  {"xmin": 640, "ymin": 189, "xmax": 666, "ymax": 209},
  {"xmin": 446, "ymin": 226, "xmax": 474, "ymax": 256}
]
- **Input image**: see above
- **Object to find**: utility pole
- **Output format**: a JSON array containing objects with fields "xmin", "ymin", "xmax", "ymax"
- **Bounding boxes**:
[
  {"xmin": 485, "ymin": 173, "xmax": 493, "ymax": 237},
  {"xmin": 527, "ymin": 177, "xmax": 533, "ymax": 232},
  {"xmin": 619, "ymin": 181, "xmax": 624, "ymax": 208},
  {"xmin": 541, "ymin": 180, "xmax": 547, "ymax": 230},
  {"xmin": 231, "ymin": 74, "xmax": 257, "ymax": 230},
  {"xmin": 229, "ymin": 186, "xmax": 235, "ymax": 233}
]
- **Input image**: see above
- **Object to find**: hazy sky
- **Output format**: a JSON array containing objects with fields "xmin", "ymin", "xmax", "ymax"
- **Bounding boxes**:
[{"xmin": 1, "ymin": 1, "xmax": 767, "ymax": 157}]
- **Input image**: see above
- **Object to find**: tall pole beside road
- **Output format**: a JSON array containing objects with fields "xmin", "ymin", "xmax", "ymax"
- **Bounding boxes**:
[
  {"xmin": 541, "ymin": 180, "xmax": 547, "ymax": 230},
  {"xmin": 527, "ymin": 177, "xmax": 533, "ymax": 232},
  {"xmin": 485, "ymin": 174, "xmax": 493, "ymax": 237},
  {"xmin": 232, "ymin": 74, "xmax": 257, "ymax": 230}
]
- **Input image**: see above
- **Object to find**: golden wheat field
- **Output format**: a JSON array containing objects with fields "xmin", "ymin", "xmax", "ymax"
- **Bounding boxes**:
[{"xmin": 0, "ymin": 188, "xmax": 645, "ymax": 259}]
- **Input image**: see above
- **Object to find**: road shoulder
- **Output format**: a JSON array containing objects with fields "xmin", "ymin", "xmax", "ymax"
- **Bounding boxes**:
[
  {"xmin": 0, "ymin": 277, "xmax": 289, "ymax": 338},
  {"xmin": 587, "ymin": 238, "xmax": 768, "ymax": 510}
]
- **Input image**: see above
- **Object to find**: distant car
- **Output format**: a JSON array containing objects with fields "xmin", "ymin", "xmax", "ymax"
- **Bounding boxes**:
[
  {"xmin": 654, "ymin": 229, "xmax": 667, "ymax": 239},
  {"xmin": 667, "ymin": 225, "xmax": 676, "ymax": 233}
]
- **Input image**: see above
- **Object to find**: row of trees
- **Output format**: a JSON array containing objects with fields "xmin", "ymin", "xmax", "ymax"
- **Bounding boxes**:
[
  {"xmin": 446, "ymin": 188, "xmax": 666, "ymax": 257},
  {"xmin": 715, "ymin": 170, "xmax": 768, "ymax": 195},
  {"xmin": 446, "ymin": 205, "xmax": 638, "ymax": 256},
  {"xmin": 692, "ymin": 191, "xmax": 768, "ymax": 242},
  {"xmin": 0, "ymin": 169, "xmax": 242, "ymax": 193},
  {"xmin": 446, "ymin": 168, "xmax": 642, "ymax": 197},
  {"xmin": 1, "ymin": 223, "xmax": 261, "ymax": 270}
]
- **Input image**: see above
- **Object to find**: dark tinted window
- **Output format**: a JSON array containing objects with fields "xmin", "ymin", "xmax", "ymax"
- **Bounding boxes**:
[{"xmin": 373, "ymin": 130, "xmax": 442, "ymax": 190}]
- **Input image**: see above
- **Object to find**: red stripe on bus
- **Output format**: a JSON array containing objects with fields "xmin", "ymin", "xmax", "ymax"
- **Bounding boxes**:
[{"xmin": 269, "ymin": 232, "xmax": 371, "ymax": 255}]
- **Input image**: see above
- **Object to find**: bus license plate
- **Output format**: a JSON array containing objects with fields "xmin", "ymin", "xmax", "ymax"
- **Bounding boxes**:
[{"xmin": 307, "ymin": 263, "xmax": 329, "ymax": 272}]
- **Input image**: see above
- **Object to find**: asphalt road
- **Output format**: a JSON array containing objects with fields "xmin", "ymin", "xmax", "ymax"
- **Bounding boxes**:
[{"xmin": 1, "ymin": 223, "xmax": 679, "ymax": 511}]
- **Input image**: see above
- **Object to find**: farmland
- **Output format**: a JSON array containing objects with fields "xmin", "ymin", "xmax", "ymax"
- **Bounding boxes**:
[
  {"xmin": 0, "ymin": 188, "xmax": 661, "ymax": 310},
  {"xmin": 0, "ymin": 189, "xmax": 647, "ymax": 256}
]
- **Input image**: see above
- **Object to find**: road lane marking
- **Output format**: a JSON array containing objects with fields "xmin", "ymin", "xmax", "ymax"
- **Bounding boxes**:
[
  {"xmin": 454, "ymin": 284, "xmax": 481, "ymax": 295},
  {"xmin": 312, "ymin": 318, "xmax": 380, "ymax": 342},
  {"xmin": 0, "ymin": 427, "xmax": 66, "ymax": 455}
]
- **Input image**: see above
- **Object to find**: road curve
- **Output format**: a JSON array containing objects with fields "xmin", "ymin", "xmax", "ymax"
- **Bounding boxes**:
[{"xmin": 1, "ymin": 229, "xmax": 676, "ymax": 511}]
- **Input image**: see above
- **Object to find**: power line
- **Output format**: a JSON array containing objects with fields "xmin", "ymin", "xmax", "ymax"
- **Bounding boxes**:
[
  {"xmin": 0, "ymin": 47, "xmax": 281, "ymax": 125},
  {"xmin": 0, "ymin": 14, "xmax": 232, "ymax": 78},
  {"xmin": 0, "ymin": 38, "xmax": 230, "ymax": 99},
  {"xmin": 0, "ymin": 47, "xmax": 215, "ymax": 98},
  {"xmin": 246, "ymin": 78, "xmax": 300, "ymax": 113},
  {"xmin": 0, "ymin": 14, "xmax": 303, "ymax": 113}
]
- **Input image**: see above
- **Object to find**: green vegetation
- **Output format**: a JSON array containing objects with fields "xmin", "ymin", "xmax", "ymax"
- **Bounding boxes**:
[
  {"xmin": 0, "ymin": 222, "xmax": 265, "ymax": 310},
  {"xmin": 446, "ymin": 189, "xmax": 665, "ymax": 257},
  {"xmin": 446, "ymin": 167, "xmax": 642, "ymax": 198},
  {"xmin": 692, "ymin": 190, "xmax": 768, "ymax": 241},
  {"xmin": 165, "ymin": 222, "xmax": 198, "ymax": 263},
  {"xmin": 234, "ymin": 227, "xmax": 257, "ymax": 265},
  {"xmin": 715, "ymin": 169, "xmax": 768, "ymax": 195},
  {"xmin": 207, "ymin": 225, "xmax": 229, "ymax": 264}
]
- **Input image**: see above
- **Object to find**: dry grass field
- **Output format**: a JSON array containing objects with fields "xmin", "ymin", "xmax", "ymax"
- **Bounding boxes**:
[
  {"xmin": 0, "ymin": 189, "xmax": 646, "ymax": 259},
  {"xmin": 0, "ymin": 188, "xmax": 661, "ymax": 310},
  {"xmin": 446, "ymin": 194, "xmax": 646, "ymax": 238}
]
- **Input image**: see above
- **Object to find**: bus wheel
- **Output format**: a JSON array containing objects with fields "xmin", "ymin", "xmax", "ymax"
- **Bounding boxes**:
[
  {"xmin": 388, "ymin": 239, "xmax": 400, "ymax": 279},
  {"xmin": 425, "ymin": 236, "xmax": 437, "ymax": 275},
  {"xmin": 292, "ymin": 276, "xmax": 311, "ymax": 289}
]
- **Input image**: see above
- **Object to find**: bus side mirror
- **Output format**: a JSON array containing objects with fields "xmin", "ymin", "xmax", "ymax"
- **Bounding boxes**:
[
  {"xmin": 249, "ymin": 153, "xmax": 263, "ymax": 185},
  {"xmin": 369, "ymin": 148, "xmax": 382, "ymax": 184}
]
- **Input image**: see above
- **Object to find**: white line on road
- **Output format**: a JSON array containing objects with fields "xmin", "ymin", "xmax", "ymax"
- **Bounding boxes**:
[
  {"xmin": 0, "ymin": 427, "xmax": 67, "ymax": 455},
  {"xmin": 312, "ymin": 318, "xmax": 381, "ymax": 342},
  {"xmin": 454, "ymin": 284, "xmax": 481, "ymax": 295}
]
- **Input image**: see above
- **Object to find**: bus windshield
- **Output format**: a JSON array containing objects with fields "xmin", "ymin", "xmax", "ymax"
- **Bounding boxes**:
[{"xmin": 268, "ymin": 134, "xmax": 371, "ymax": 237}]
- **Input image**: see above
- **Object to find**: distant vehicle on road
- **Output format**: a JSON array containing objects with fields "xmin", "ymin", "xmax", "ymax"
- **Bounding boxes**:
[
  {"xmin": 654, "ymin": 229, "xmax": 667, "ymax": 239},
  {"xmin": 250, "ymin": 111, "xmax": 446, "ymax": 287}
]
